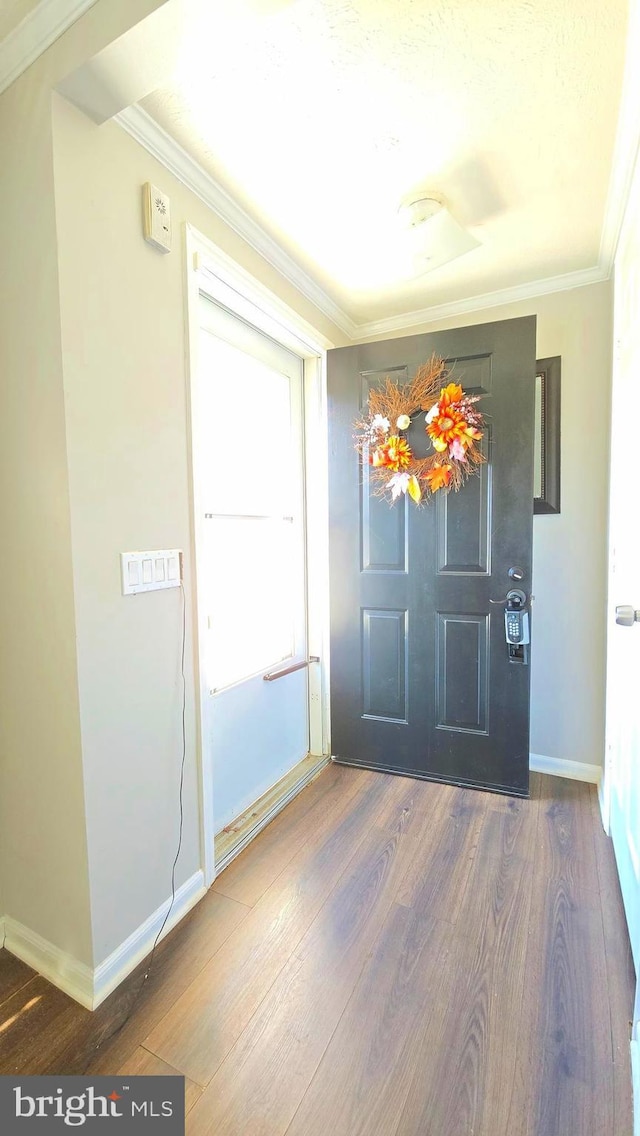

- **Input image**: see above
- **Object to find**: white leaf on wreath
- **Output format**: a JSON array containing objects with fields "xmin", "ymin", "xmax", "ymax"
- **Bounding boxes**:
[{"xmin": 388, "ymin": 472, "xmax": 410, "ymax": 499}]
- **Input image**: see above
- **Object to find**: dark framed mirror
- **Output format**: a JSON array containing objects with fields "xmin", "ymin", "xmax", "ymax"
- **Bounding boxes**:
[{"xmin": 534, "ymin": 355, "xmax": 561, "ymax": 514}]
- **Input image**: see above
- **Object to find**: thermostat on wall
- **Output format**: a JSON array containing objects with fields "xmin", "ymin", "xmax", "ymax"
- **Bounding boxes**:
[{"xmin": 142, "ymin": 182, "xmax": 171, "ymax": 253}]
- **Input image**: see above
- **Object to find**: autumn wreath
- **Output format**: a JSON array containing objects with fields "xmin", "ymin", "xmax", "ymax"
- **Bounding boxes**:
[{"xmin": 354, "ymin": 355, "xmax": 486, "ymax": 505}]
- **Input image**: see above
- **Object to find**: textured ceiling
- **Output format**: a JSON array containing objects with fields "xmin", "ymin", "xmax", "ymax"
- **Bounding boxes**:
[{"xmin": 142, "ymin": 0, "xmax": 628, "ymax": 324}]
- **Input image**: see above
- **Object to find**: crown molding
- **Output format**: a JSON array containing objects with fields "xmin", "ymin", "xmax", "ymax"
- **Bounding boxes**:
[
  {"xmin": 116, "ymin": 107, "xmax": 615, "ymax": 344},
  {"xmin": 354, "ymin": 264, "xmax": 609, "ymax": 339},
  {"xmin": 0, "ymin": 0, "xmax": 98, "ymax": 95},
  {"xmin": 598, "ymin": 0, "xmax": 640, "ymax": 274},
  {"xmin": 2, "ymin": 5, "xmax": 635, "ymax": 340},
  {"xmin": 115, "ymin": 104, "xmax": 358, "ymax": 340}
]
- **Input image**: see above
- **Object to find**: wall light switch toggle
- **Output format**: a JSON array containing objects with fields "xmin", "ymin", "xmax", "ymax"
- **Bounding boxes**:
[{"xmin": 121, "ymin": 549, "xmax": 182, "ymax": 595}]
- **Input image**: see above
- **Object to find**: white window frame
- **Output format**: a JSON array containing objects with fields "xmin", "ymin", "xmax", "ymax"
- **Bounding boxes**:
[{"xmin": 183, "ymin": 224, "xmax": 333, "ymax": 885}]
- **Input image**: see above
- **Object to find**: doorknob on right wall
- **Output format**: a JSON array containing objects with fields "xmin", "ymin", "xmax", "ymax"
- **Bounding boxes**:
[{"xmin": 615, "ymin": 604, "xmax": 640, "ymax": 626}]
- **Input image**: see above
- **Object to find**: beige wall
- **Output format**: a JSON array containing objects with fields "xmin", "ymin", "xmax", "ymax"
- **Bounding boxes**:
[
  {"xmin": 1, "ymin": 0, "xmax": 344, "ymax": 971},
  {"xmin": 364, "ymin": 282, "xmax": 613, "ymax": 771},
  {"xmin": 50, "ymin": 95, "xmax": 344, "ymax": 963},
  {"xmin": 0, "ymin": 49, "xmax": 92, "ymax": 963},
  {"xmin": 0, "ymin": 0, "xmax": 222, "ymax": 968}
]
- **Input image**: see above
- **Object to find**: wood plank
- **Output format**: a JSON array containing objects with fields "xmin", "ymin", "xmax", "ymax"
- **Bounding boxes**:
[
  {"xmin": 0, "ymin": 950, "xmax": 36, "ymax": 1009},
  {"xmin": 476, "ymin": 781, "xmax": 540, "ymax": 865},
  {"xmin": 396, "ymin": 784, "xmax": 487, "ymax": 914},
  {"xmin": 377, "ymin": 775, "xmax": 462, "ymax": 840},
  {"xmin": 144, "ymin": 770, "xmax": 408, "ymax": 1085},
  {"xmin": 536, "ymin": 774, "xmax": 600, "ymax": 893},
  {"xmin": 0, "ymin": 770, "xmax": 631, "ymax": 1135},
  {"xmin": 392, "ymin": 797, "xmax": 536, "ymax": 1136},
  {"xmin": 116, "ymin": 1046, "xmax": 202, "ymax": 1116},
  {"xmin": 0, "ymin": 888, "xmax": 250, "ymax": 1078},
  {"xmin": 185, "ymin": 821, "xmax": 428, "ymax": 1136},
  {"xmin": 590, "ymin": 784, "xmax": 635, "ymax": 1136},
  {"xmin": 0, "ymin": 977, "xmax": 89, "ymax": 1075},
  {"xmin": 510, "ymin": 881, "xmax": 614, "ymax": 1136},
  {"xmin": 529, "ymin": 770, "xmax": 545, "ymax": 801},
  {"xmin": 213, "ymin": 754, "xmax": 329, "ymax": 869},
  {"xmin": 86, "ymin": 889, "xmax": 250, "ymax": 1075},
  {"xmin": 212, "ymin": 761, "xmax": 362, "ymax": 908},
  {"xmin": 506, "ymin": 777, "xmax": 615, "ymax": 1136},
  {"xmin": 283, "ymin": 904, "xmax": 453, "ymax": 1136}
]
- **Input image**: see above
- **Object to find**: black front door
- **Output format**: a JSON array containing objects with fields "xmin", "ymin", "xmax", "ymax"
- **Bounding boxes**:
[{"xmin": 328, "ymin": 316, "xmax": 536, "ymax": 796}]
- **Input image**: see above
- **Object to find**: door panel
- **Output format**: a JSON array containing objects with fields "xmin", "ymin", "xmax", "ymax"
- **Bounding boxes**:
[
  {"xmin": 361, "ymin": 608, "xmax": 408, "ymax": 722},
  {"xmin": 436, "ymin": 432, "xmax": 492, "ymax": 574},
  {"xmin": 328, "ymin": 317, "xmax": 536, "ymax": 796},
  {"xmin": 198, "ymin": 296, "xmax": 309, "ymax": 832},
  {"xmin": 436, "ymin": 612, "xmax": 489, "ymax": 734}
]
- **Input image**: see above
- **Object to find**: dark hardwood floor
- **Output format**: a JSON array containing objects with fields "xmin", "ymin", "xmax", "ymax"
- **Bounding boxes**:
[{"xmin": 0, "ymin": 764, "xmax": 635, "ymax": 1135}]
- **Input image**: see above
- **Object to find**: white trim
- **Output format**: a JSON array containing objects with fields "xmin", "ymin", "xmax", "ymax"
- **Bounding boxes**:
[
  {"xmin": 114, "ymin": 107, "xmax": 618, "ymax": 342},
  {"xmin": 632, "ymin": 1038, "xmax": 640, "ymax": 1136},
  {"xmin": 529, "ymin": 752, "xmax": 602, "ymax": 785},
  {"xmin": 1, "ymin": 870, "xmax": 205, "ymax": 1010},
  {"xmin": 183, "ymin": 230, "xmax": 216, "ymax": 888},
  {"xmin": 599, "ymin": 0, "xmax": 640, "ymax": 274},
  {"xmin": 355, "ymin": 266, "xmax": 609, "ymax": 339},
  {"xmin": 0, "ymin": 0, "xmax": 98, "ymax": 95},
  {"xmin": 598, "ymin": 778, "xmax": 610, "ymax": 832},
  {"xmin": 192, "ymin": 228, "xmax": 336, "ymax": 354},
  {"xmin": 3, "ymin": 915, "xmax": 95, "ymax": 1009},
  {"xmin": 3, "ymin": 4, "xmax": 637, "ymax": 340},
  {"xmin": 303, "ymin": 351, "xmax": 331, "ymax": 759},
  {"xmin": 92, "ymin": 869, "xmax": 205, "ymax": 1008},
  {"xmin": 116, "ymin": 105, "xmax": 357, "ymax": 340},
  {"xmin": 184, "ymin": 223, "xmax": 332, "ymax": 889}
]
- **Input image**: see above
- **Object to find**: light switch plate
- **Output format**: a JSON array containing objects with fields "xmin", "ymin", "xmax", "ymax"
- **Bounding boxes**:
[
  {"xmin": 142, "ymin": 182, "xmax": 171, "ymax": 253},
  {"xmin": 121, "ymin": 549, "xmax": 182, "ymax": 595}
]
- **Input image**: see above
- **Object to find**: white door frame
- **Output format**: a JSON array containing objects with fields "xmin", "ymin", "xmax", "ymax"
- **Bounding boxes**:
[{"xmin": 183, "ymin": 223, "xmax": 334, "ymax": 886}]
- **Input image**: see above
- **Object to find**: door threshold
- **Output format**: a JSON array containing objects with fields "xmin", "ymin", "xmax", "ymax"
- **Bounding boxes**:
[
  {"xmin": 214, "ymin": 753, "xmax": 330, "ymax": 874},
  {"xmin": 331, "ymin": 757, "xmax": 529, "ymax": 798}
]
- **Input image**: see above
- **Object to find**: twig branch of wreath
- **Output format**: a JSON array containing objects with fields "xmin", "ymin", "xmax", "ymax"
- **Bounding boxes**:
[{"xmin": 353, "ymin": 355, "xmax": 486, "ymax": 505}]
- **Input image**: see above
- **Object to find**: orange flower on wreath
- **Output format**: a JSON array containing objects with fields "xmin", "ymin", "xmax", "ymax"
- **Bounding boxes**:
[
  {"xmin": 426, "ymin": 382, "xmax": 483, "ymax": 455},
  {"xmin": 423, "ymin": 464, "xmax": 452, "ymax": 492},
  {"xmin": 370, "ymin": 435, "xmax": 412, "ymax": 472}
]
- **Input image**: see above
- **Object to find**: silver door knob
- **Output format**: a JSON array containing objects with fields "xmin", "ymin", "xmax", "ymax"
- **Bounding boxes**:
[{"xmin": 615, "ymin": 604, "xmax": 640, "ymax": 627}]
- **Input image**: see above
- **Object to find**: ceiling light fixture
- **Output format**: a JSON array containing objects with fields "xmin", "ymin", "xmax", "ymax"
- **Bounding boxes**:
[{"xmin": 398, "ymin": 193, "xmax": 480, "ymax": 276}]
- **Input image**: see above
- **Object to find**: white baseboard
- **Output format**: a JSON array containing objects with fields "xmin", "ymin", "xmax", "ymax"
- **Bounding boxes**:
[
  {"xmin": 93, "ymin": 869, "xmax": 206, "ymax": 1008},
  {"xmin": 529, "ymin": 752, "xmax": 602, "ymax": 785},
  {"xmin": 631, "ymin": 1039, "xmax": 640, "ymax": 1136},
  {"xmin": 1, "ymin": 869, "xmax": 206, "ymax": 1010},
  {"xmin": 3, "ymin": 916, "xmax": 95, "ymax": 1009}
]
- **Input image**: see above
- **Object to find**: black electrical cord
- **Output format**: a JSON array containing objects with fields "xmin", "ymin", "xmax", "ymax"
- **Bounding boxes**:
[
  {"xmin": 145, "ymin": 579, "xmax": 187, "ymax": 971},
  {"xmin": 89, "ymin": 580, "xmax": 187, "ymax": 1058}
]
